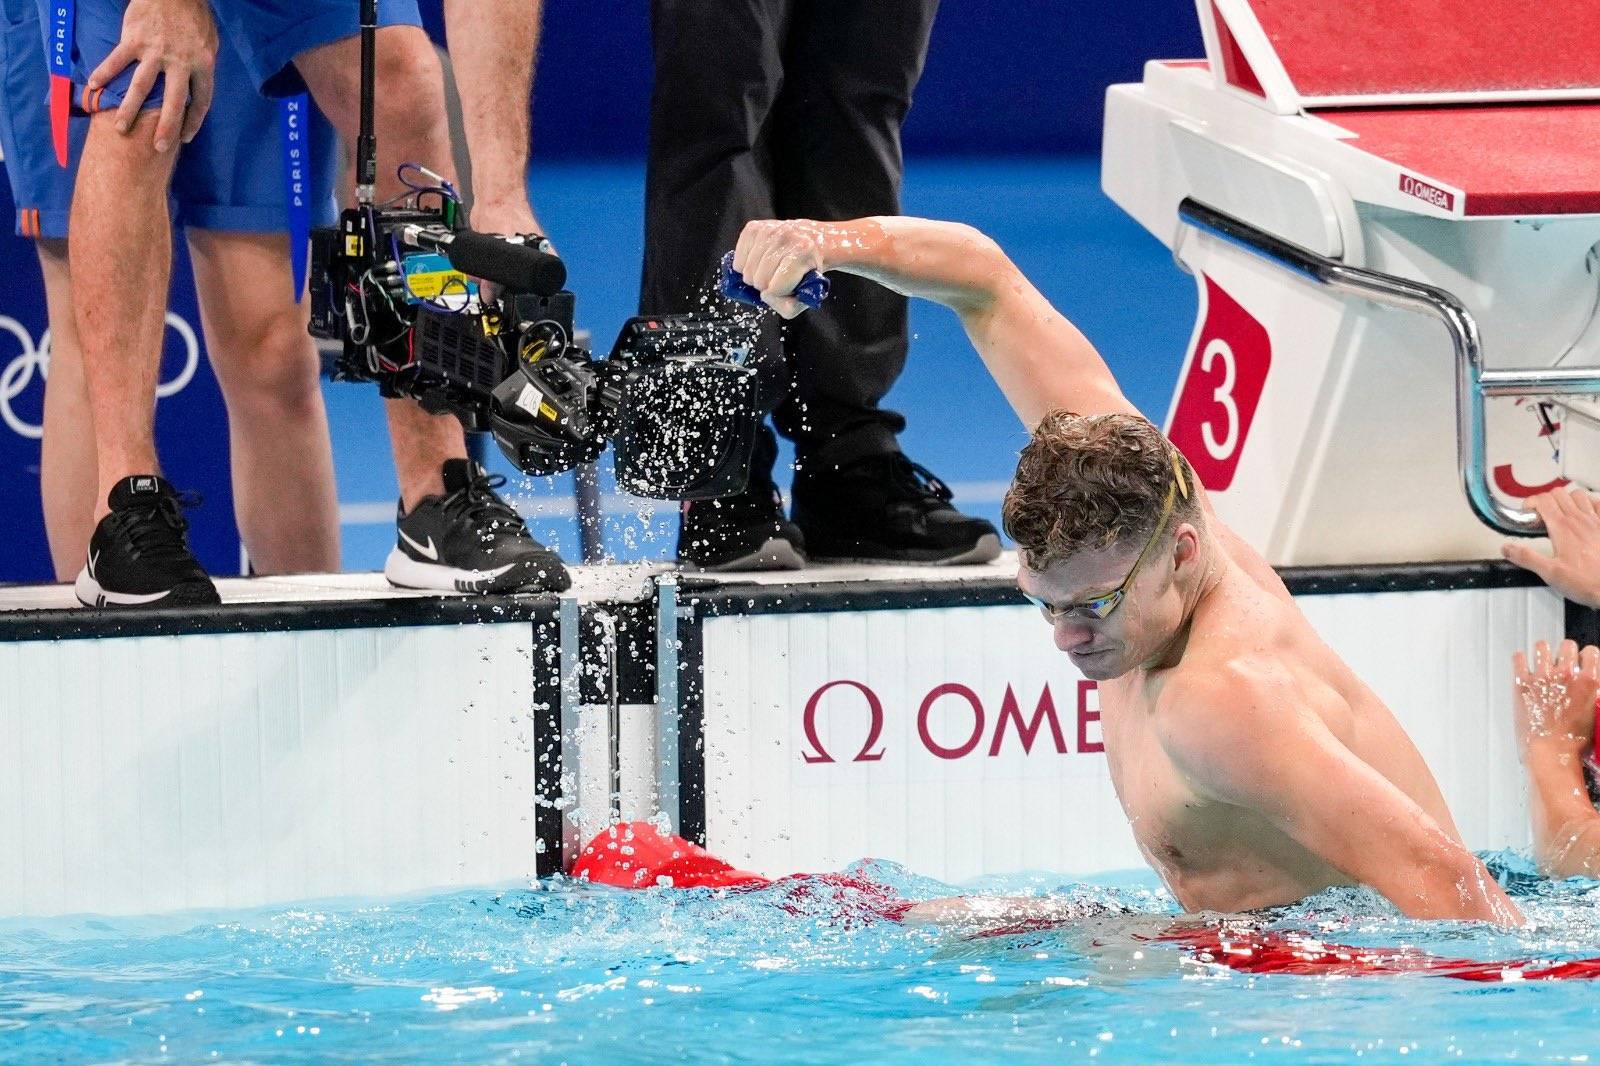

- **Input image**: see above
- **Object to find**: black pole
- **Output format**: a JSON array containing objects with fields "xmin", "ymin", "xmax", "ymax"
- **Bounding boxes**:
[{"xmin": 355, "ymin": 0, "xmax": 378, "ymax": 205}]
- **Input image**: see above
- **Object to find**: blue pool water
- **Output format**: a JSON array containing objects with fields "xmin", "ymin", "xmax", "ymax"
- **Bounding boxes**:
[{"xmin": 4, "ymin": 853, "xmax": 1600, "ymax": 1062}]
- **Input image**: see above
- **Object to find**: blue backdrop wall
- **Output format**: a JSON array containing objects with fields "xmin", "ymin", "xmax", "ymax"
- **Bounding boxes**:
[{"xmin": 420, "ymin": 0, "xmax": 1207, "ymax": 158}]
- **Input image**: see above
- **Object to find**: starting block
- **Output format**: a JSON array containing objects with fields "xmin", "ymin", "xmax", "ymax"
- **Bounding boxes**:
[{"xmin": 1103, "ymin": 0, "xmax": 1600, "ymax": 564}]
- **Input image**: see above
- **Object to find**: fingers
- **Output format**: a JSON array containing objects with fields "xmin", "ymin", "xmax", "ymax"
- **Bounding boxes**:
[
  {"xmin": 87, "ymin": 41, "xmax": 138, "ymax": 99},
  {"xmin": 152, "ymin": 68, "xmax": 190, "ymax": 154},
  {"xmin": 731, "ymin": 220, "xmax": 822, "ymax": 311},
  {"xmin": 763, "ymin": 293, "xmax": 806, "ymax": 319},
  {"xmin": 733, "ymin": 221, "xmax": 777, "ymax": 276},
  {"xmin": 732, "ymin": 222, "xmax": 761, "ymax": 272},
  {"xmin": 1554, "ymin": 486, "xmax": 1587, "ymax": 526},
  {"xmin": 1533, "ymin": 639, "xmax": 1552, "ymax": 676},
  {"xmin": 1557, "ymin": 638, "xmax": 1580, "ymax": 679},
  {"xmin": 112, "ymin": 59, "xmax": 161, "ymax": 136},
  {"xmin": 1513, "ymin": 648, "xmax": 1529, "ymax": 680},
  {"xmin": 1502, "ymin": 539, "xmax": 1558, "ymax": 582},
  {"xmin": 181, "ymin": 65, "xmax": 214, "ymax": 144},
  {"xmin": 1582, "ymin": 644, "xmax": 1600, "ymax": 685}
]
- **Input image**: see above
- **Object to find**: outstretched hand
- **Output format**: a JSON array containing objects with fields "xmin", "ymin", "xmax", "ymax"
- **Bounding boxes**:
[
  {"xmin": 1512, "ymin": 639, "xmax": 1600, "ymax": 763},
  {"xmin": 1502, "ymin": 488, "xmax": 1600, "ymax": 607},
  {"xmin": 733, "ymin": 219, "xmax": 832, "ymax": 319}
]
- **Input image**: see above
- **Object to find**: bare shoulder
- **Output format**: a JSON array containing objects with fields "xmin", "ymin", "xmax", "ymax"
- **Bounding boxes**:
[{"xmin": 1151, "ymin": 652, "xmax": 1295, "ymax": 787}]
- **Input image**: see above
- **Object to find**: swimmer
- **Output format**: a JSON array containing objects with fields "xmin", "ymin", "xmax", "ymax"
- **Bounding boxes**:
[
  {"xmin": 729, "ymin": 216, "xmax": 1523, "ymax": 925},
  {"xmin": 579, "ymin": 821, "xmax": 1600, "ymax": 982}
]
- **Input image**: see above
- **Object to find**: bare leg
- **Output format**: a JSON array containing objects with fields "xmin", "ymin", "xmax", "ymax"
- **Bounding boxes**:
[
  {"xmin": 186, "ymin": 229, "xmax": 340, "ymax": 574},
  {"xmin": 69, "ymin": 110, "xmax": 179, "ymax": 518},
  {"xmin": 293, "ymin": 26, "xmax": 467, "ymax": 510},
  {"xmin": 35, "ymin": 239, "xmax": 97, "ymax": 580}
]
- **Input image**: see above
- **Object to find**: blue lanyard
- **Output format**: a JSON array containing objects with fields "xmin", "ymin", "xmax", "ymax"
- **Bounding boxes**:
[
  {"xmin": 278, "ymin": 94, "xmax": 311, "ymax": 302},
  {"xmin": 47, "ymin": 0, "xmax": 73, "ymax": 166}
]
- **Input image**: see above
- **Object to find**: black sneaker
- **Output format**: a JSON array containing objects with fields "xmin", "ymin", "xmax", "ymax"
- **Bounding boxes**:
[
  {"xmin": 677, "ymin": 486, "xmax": 808, "ymax": 571},
  {"xmin": 74, "ymin": 475, "xmax": 221, "ymax": 608},
  {"xmin": 385, "ymin": 459, "xmax": 571, "ymax": 594},
  {"xmin": 792, "ymin": 453, "xmax": 1002, "ymax": 564}
]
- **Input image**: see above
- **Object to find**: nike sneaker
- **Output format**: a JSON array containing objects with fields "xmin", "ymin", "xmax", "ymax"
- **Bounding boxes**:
[
  {"xmin": 74, "ymin": 475, "xmax": 221, "ymax": 608},
  {"xmin": 385, "ymin": 459, "xmax": 571, "ymax": 594}
]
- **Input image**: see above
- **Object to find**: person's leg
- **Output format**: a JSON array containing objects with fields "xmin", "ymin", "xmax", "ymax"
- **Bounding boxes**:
[
  {"xmin": 0, "ymin": 4, "xmax": 95, "ymax": 579},
  {"xmin": 291, "ymin": 26, "xmax": 467, "ymax": 512},
  {"xmin": 769, "ymin": 0, "xmax": 997, "ymax": 564},
  {"xmin": 644, "ymin": 0, "xmax": 809, "ymax": 571},
  {"xmin": 67, "ymin": 107, "xmax": 220, "ymax": 605},
  {"xmin": 766, "ymin": 0, "xmax": 939, "ymax": 469},
  {"xmin": 70, "ymin": 109, "xmax": 176, "ymax": 511},
  {"xmin": 34, "ymin": 239, "xmax": 97, "ymax": 581},
  {"xmin": 185, "ymin": 229, "xmax": 340, "ymax": 574},
  {"xmin": 640, "ymin": 0, "xmax": 789, "ymax": 317}
]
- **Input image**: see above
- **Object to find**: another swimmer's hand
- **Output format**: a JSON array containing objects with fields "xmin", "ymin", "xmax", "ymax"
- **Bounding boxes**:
[
  {"xmin": 1512, "ymin": 639, "xmax": 1599, "ymax": 762},
  {"xmin": 733, "ymin": 219, "xmax": 834, "ymax": 319},
  {"xmin": 1502, "ymin": 488, "xmax": 1600, "ymax": 608},
  {"xmin": 88, "ymin": 0, "xmax": 217, "ymax": 153}
]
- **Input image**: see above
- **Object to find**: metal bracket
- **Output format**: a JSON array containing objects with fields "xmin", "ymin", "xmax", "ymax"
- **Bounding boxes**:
[
  {"xmin": 654, "ymin": 575, "xmax": 681, "ymax": 832},
  {"xmin": 1179, "ymin": 197, "xmax": 1600, "ymax": 537}
]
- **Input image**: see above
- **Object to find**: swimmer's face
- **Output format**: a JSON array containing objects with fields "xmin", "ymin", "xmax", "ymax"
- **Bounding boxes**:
[{"xmin": 1018, "ymin": 524, "xmax": 1199, "ymax": 680}]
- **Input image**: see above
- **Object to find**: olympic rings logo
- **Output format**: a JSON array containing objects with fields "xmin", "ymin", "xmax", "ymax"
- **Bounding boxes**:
[{"xmin": 0, "ymin": 312, "xmax": 199, "ymax": 440}]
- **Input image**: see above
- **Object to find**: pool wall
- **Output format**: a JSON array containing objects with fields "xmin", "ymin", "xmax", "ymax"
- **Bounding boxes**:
[{"xmin": 0, "ymin": 558, "xmax": 1563, "ymax": 916}]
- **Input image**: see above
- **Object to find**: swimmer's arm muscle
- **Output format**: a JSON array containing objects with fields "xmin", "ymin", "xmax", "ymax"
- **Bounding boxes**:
[
  {"xmin": 837, "ymin": 218, "xmax": 1138, "ymax": 427},
  {"xmin": 1158, "ymin": 671, "xmax": 1525, "ymax": 925}
]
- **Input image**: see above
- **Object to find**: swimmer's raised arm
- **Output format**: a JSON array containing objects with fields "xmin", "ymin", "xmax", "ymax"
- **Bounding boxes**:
[
  {"xmin": 1513, "ymin": 639, "xmax": 1600, "ymax": 878},
  {"xmin": 732, "ymin": 217, "xmax": 1139, "ymax": 427},
  {"xmin": 1158, "ymin": 666, "xmax": 1526, "ymax": 925}
]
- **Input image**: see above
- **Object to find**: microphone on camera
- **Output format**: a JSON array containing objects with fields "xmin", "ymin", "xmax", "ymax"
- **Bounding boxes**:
[{"xmin": 399, "ymin": 225, "xmax": 567, "ymax": 295}]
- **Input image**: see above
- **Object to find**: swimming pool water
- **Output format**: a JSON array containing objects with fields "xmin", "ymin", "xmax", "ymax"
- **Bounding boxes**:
[{"xmin": 3, "ymin": 852, "xmax": 1597, "ymax": 1062}]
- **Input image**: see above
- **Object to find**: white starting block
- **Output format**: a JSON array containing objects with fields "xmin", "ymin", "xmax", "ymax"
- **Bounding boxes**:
[{"xmin": 1103, "ymin": 0, "xmax": 1600, "ymax": 564}]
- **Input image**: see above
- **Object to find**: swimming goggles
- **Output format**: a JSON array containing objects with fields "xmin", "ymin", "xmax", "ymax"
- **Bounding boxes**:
[{"xmin": 1023, "ymin": 448, "xmax": 1191, "ymax": 622}]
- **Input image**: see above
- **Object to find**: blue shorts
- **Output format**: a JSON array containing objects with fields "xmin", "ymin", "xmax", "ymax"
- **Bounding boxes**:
[
  {"xmin": 0, "ymin": 0, "xmax": 84, "ymax": 237},
  {"xmin": 64, "ymin": 0, "xmax": 423, "ymax": 106},
  {"xmin": 1, "ymin": 0, "xmax": 342, "ymax": 236},
  {"xmin": 212, "ymin": 0, "xmax": 425, "ymax": 99}
]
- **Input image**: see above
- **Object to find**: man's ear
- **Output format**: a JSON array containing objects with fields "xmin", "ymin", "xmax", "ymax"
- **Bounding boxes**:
[{"xmin": 1172, "ymin": 523, "xmax": 1200, "ymax": 570}]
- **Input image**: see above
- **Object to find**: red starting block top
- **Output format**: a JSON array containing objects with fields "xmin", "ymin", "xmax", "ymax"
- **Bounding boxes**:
[
  {"xmin": 1248, "ymin": 0, "xmax": 1600, "ymax": 100},
  {"xmin": 1316, "ymin": 104, "xmax": 1600, "ymax": 216}
]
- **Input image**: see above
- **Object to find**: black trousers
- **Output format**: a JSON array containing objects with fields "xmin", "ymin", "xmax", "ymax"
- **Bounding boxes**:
[{"xmin": 640, "ymin": 0, "xmax": 941, "ymax": 472}]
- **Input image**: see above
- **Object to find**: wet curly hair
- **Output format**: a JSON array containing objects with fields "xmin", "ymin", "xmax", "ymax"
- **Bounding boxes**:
[{"xmin": 1002, "ymin": 411, "xmax": 1199, "ymax": 570}]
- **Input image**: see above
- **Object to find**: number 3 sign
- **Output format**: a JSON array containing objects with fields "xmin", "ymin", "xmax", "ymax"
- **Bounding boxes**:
[{"xmin": 1168, "ymin": 277, "xmax": 1272, "ymax": 491}]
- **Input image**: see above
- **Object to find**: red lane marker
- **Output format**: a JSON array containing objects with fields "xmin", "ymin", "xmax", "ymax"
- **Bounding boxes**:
[{"xmin": 575, "ymin": 823, "xmax": 1600, "ymax": 980}]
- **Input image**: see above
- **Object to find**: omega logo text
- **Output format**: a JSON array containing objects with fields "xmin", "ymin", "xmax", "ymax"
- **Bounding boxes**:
[{"xmin": 801, "ymin": 679, "xmax": 1102, "ymax": 764}]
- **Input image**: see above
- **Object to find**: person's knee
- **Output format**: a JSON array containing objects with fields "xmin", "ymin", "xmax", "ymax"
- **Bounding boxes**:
[
  {"xmin": 301, "ymin": 27, "xmax": 447, "ymax": 148},
  {"xmin": 373, "ymin": 37, "xmax": 449, "ymax": 150},
  {"xmin": 211, "ymin": 310, "xmax": 323, "ymax": 415}
]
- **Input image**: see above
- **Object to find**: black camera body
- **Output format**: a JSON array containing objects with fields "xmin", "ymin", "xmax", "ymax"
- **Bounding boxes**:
[{"xmin": 307, "ymin": 202, "xmax": 777, "ymax": 497}]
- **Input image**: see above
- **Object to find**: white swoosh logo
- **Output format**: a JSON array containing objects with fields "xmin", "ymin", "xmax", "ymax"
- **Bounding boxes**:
[
  {"xmin": 398, "ymin": 529, "xmax": 440, "ymax": 560},
  {"xmin": 88, "ymin": 550, "xmax": 99, "ymax": 577}
]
